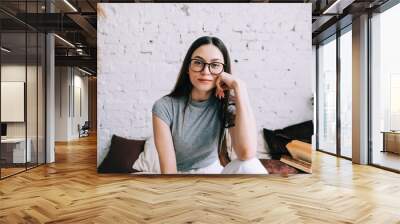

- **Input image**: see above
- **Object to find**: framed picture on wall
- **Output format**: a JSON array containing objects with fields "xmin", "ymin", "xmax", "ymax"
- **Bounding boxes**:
[{"xmin": 1, "ymin": 81, "xmax": 25, "ymax": 122}]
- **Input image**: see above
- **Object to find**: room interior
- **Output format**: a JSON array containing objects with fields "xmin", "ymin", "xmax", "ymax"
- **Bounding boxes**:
[
  {"xmin": 0, "ymin": 0, "xmax": 399, "ymax": 223},
  {"xmin": 0, "ymin": 30, "xmax": 46, "ymax": 177}
]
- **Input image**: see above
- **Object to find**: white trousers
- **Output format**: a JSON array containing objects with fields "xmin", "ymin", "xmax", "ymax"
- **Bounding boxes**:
[{"xmin": 177, "ymin": 157, "xmax": 269, "ymax": 174}]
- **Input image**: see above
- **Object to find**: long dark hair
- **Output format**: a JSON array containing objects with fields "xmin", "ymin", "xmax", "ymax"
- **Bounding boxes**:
[{"xmin": 167, "ymin": 36, "xmax": 233, "ymax": 166}]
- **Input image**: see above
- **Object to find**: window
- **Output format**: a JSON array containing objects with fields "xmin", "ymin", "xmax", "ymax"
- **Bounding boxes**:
[
  {"xmin": 370, "ymin": 2, "xmax": 400, "ymax": 171},
  {"xmin": 0, "ymin": 1, "xmax": 47, "ymax": 179},
  {"xmin": 339, "ymin": 27, "xmax": 352, "ymax": 158},
  {"xmin": 317, "ymin": 35, "xmax": 337, "ymax": 154}
]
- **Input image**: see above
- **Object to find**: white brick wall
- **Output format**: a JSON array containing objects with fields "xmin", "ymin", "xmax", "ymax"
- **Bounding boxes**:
[{"xmin": 97, "ymin": 3, "xmax": 313, "ymax": 165}]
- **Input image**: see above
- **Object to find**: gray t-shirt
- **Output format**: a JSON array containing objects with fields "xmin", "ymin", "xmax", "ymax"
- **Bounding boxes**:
[{"xmin": 152, "ymin": 94, "xmax": 222, "ymax": 171}]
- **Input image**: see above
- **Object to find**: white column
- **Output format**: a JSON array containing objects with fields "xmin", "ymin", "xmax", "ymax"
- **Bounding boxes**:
[
  {"xmin": 46, "ymin": 1, "xmax": 55, "ymax": 163},
  {"xmin": 352, "ymin": 14, "xmax": 369, "ymax": 164}
]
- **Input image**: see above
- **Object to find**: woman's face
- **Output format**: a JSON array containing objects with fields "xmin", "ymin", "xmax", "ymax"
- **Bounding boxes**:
[{"xmin": 188, "ymin": 44, "xmax": 225, "ymax": 93}]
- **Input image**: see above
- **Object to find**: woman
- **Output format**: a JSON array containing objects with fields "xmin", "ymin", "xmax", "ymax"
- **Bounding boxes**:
[{"xmin": 152, "ymin": 36, "xmax": 268, "ymax": 174}]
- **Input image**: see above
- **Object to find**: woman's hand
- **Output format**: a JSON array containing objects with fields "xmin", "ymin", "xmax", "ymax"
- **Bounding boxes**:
[{"xmin": 215, "ymin": 72, "xmax": 242, "ymax": 99}]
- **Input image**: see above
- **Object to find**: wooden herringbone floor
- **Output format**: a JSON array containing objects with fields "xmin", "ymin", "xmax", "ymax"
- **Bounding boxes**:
[{"xmin": 1, "ymin": 135, "xmax": 400, "ymax": 224}]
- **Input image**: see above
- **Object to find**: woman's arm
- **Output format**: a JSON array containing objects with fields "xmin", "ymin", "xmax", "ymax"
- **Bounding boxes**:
[
  {"xmin": 228, "ymin": 81, "xmax": 257, "ymax": 161},
  {"xmin": 152, "ymin": 114, "xmax": 177, "ymax": 174}
]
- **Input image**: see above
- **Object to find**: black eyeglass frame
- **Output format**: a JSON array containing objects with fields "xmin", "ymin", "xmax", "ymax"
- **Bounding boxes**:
[{"xmin": 189, "ymin": 58, "xmax": 225, "ymax": 75}]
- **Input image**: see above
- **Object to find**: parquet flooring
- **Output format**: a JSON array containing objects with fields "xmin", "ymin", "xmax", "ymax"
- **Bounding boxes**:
[
  {"xmin": 1, "ymin": 167, "xmax": 26, "ymax": 178},
  {"xmin": 1, "ymin": 134, "xmax": 400, "ymax": 223}
]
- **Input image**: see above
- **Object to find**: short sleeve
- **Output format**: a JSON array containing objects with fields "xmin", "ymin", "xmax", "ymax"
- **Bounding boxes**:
[{"xmin": 152, "ymin": 96, "xmax": 173, "ymax": 126}]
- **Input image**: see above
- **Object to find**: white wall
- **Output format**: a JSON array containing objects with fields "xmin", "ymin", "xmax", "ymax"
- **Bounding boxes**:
[
  {"xmin": 97, "ymin": 3, "xmax": 313, "ymax": 165},
  {"xmin": 55, "ymin": 67, "xmax": 69, "ymax": 141},
  {"xmin": 72, "ymin": 72, "xmax": 89, "ymax": 138},
  {"xmin": 55, "ymin": 67, "xmax": 89, "ymax": 141}
]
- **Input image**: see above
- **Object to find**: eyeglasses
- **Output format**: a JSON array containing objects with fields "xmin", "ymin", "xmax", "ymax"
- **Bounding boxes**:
[{"xmin": 189, "ymin": 59, "xmax": 225, "ymax": 75}]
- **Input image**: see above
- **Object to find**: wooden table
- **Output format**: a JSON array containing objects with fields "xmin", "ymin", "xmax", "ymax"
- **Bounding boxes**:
[
  {"xmin": 1, "ymin": 138, "xmax": 31, "ymax": 163},
  {"xmin": 381, "ymin": 131, "xmax": 400, "ymax": 154}
]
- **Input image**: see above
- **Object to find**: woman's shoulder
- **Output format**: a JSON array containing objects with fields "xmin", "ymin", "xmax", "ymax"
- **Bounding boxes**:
[
  {"xmin": 155, "ymin": 95, "xmax": 178, "ymax": 104},
  {"xmin": 158, "ymin": 94, "xmax": 187, "ymax": 103},
  {"xmin": 153, "ymin": 95, "xmax": 186, "ymax": 108},
  {"xmin": 155, "ymin": 95, "xmax": 171, "ymax": 102}
]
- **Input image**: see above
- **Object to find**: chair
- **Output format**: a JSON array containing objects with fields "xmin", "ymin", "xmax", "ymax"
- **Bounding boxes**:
[{"xmin": 78, "ymin": 121, "xmax": 90, "ymax": 138}]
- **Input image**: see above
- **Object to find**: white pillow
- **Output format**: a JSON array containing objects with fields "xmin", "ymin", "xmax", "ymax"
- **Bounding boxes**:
[{"xmin": 132, "ymin": 136, "xmax": 160, "ymax": 173}]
